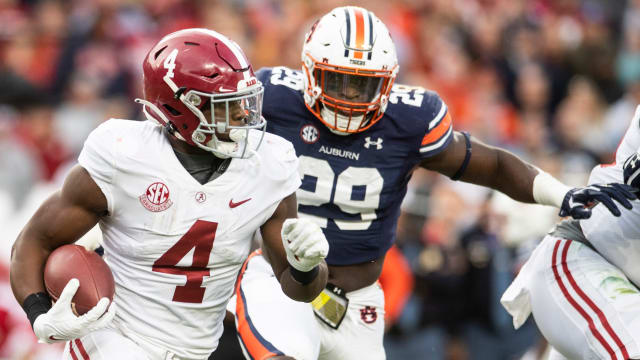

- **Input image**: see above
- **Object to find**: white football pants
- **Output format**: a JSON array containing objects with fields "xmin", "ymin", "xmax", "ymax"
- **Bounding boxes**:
[{"xmin": 502, "ymin": 236, "xmax": 640, "ymax": 360}]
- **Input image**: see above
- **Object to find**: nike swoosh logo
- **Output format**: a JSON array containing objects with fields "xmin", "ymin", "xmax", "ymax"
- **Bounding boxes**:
[
  {"xmin": 49, "ymin": 335, "xmax": 65, "ymax": 341},
  {"xmin": 218, "ymin": 87, "xmax": 234, "ymax": 92},
  {"xmin": 229, "ymin": 198, "xmax": 251, "ymax": 208}
]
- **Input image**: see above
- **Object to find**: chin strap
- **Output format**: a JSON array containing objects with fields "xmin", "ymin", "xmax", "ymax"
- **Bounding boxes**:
[
  {"xmin": 135, "ymin": 98, "xmax": 169, "ymax": 125},
  {"xmin": 135, "ymin": 98, "xmax": 186, "ymax": 141}
]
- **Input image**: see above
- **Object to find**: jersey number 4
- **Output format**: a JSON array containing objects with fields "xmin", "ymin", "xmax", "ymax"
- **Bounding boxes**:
[{"xmin": 152, "ymin": 220, "xmax": 217, "ymax": 303}]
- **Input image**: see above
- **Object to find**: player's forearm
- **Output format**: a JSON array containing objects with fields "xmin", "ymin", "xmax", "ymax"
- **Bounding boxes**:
[
  {"xmin": 488, "ymin": 149, "xmax": 576, "ymax": 207},
  {"xmin": 459, "ymin": 145, "xmax": 539, "ymax": 203},
  {"xmin": 465, "ymin": 146, "xmax": 574, "ymax": 207},
  {"xmin": 279, "ymin": 261, "xmax": 328, "ymax": 302},
  {"xmin": 10, "ymin": 231, "xmax": 51, "ymax": 305},
  {"xmin": 488, "ymin": 149, "xmax": 540, "ymax": 203}
]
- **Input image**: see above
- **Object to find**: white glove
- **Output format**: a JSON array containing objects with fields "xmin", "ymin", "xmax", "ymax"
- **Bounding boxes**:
[
  {"xmin": 33, "ymin": 278, "xmax": 116, "ymax": 344},
  {"xmin": 281, "ymin": 218, "xmax": 329, "ymax": 272}
]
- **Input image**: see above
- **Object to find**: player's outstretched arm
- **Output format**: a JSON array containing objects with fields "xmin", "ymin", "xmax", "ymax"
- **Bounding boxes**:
[
  {"xmin": 421, "ymin": 131, "xmax": 636, "ymax": 219},
  {"xmin": 260, "ymin": 193, "xmax": 329, "ymax": 302},
  {"xmin": 10, "ymin": 165, "xmax": 112, "ymax": 338}
]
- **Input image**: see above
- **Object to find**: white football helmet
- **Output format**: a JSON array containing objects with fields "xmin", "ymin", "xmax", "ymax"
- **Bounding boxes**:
[{"xmin": 302, "ymin": 6, "xmax": 399, "ymax": 135}]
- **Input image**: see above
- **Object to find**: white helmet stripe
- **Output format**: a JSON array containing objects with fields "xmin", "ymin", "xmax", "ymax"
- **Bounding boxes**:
[
  {"xmin": 348, "ymin": 7, "xmax": 357, "ymax": 49},
  {"xmin": 343, "ymin": 8, "xmax": 351, "ymax": 57},
  {"xmin": 367, "ymin": 11, "xmax": 374, "ymax": 59},
  {"xmin": 362, "ymin": 10, "xmax": 370, "ymax": 49}
]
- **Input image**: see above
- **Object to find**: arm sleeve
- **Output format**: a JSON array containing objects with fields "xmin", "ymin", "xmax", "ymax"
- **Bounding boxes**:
[
  {"xmin": 278, "ymin": 140, "xmax": 302, "ymax": 196},
  {"xmin": 613, "ymin": 105, "xmax": 640, "ymax": 165},
  {"xmin": 77, "ymin": 121, "xmax": 117, "ymax": 215},
  {"xmin": 418, "ymin": 93, "xmax": 454, "ymax": 159},
  {"xmin": 260, "ymin": 134, "xmax": 301, "ymax": 201},
  {"xmin": 256, "ymin": 137, "xmax": 301, "ymax": 224}
]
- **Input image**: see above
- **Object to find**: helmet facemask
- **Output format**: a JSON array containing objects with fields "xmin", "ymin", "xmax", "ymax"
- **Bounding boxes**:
[
  {"xmin": 302, "ymin": 55, "xmax": 396, "ymax": 135},
  {"xmin": 182, "ymin": 85, "xmax": 266, "ymax": 159},
  {"xmin": 138, "ymin": 76, "xmax": 266, "ymax": 159}
]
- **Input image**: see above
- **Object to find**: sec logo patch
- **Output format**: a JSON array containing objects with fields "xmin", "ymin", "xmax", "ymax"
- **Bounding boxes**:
[
  {"xmin": 139, "ymin": 182, "xmax": 173, "ymax": 212},
  {"xmin": 300, "ymin": 124, "xmax": 319, "ymax": 144}
]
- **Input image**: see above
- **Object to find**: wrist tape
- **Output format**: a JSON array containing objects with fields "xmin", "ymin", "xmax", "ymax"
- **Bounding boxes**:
[
  {"xmin": 290, "ymin": 265, "xmax": 319, "ymax": 285},
  {"xmin": 532, "ymin": 170, "xmax": 572, "ymax": 208},
  {"xmin": 22, "ymin": 292, "xmax": 52, "ymax": 328}
]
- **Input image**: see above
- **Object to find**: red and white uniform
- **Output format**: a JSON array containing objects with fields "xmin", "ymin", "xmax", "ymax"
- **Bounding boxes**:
[
  {"xmin": 70, "ymin": 119, "xmax": 300, "ymax": 360},
  {"xmin": 502, "ymin": 106, "xmax": 640, "ymax": 360}
]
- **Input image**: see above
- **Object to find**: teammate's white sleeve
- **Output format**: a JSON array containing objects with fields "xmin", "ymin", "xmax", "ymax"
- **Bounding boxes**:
[
  {"xmin": 611, "ymin": 105, "xmax": 640, "ymax": 167},
  {"xmin": 264, "ymin": 134, "xmax": 302, "ymax": 196},
  {"xmin": 282, "ymin": 147, "xmax": 301, "ymax": 195},
  {"xmin": 77, "ymin": 119, "xmax": 118, "ymax": 214}
]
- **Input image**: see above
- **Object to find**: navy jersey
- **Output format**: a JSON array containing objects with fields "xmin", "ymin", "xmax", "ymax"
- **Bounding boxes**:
[{"xmin": 258, "ymin": 67, "xmax": 454, "ymax": 265}]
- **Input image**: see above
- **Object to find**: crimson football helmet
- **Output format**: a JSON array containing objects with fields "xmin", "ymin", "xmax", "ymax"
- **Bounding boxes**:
[{"xmin": 137, "ymin": 28, "xmax": 265, "ymax": 158}]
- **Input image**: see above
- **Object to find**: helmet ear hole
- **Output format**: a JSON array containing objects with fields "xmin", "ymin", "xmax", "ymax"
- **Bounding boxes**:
[{"xmin": 163, "ymin": 104, "xmax": 182, "ymax": 116}]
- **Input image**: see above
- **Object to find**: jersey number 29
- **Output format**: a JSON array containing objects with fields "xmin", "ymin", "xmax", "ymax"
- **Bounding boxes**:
[{"xmin": 297, "ymin": 156, "xmax": 383, "ymax": 231}]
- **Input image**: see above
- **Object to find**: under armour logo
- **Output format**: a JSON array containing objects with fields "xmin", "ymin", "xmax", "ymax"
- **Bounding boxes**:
[{"xmin": 364, "ymin": 137, "xmax": 383, "ymax": 150}]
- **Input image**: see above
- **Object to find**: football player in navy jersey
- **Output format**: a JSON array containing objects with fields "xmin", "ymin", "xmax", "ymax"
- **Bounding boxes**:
[{"xmin": 231, "ymin": 6, "xmax": 636, "ymax": 360}]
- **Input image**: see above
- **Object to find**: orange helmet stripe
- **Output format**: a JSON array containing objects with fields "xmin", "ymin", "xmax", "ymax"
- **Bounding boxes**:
[{"xmin": 354, "ymin": 8, "xmax": 365, "ymax": 59}]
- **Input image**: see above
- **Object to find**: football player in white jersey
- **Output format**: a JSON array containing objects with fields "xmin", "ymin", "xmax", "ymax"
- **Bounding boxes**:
[
  {"xmin": 232, "ymin": 5, "xmax": 638, "ymax": 360},
  {"xmin": 9, "ymin": 29, "xmax": 329, "ymax": 360},
  {"xmin": 502, "ymin": 106, "xmax": 640, "ymax": 360}
]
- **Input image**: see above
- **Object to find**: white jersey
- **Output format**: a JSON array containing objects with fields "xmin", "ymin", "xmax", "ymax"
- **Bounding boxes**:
[
  {"xmin": 77, "ymin": 119, "xmax": 300, "ymax": 359},
  {"xmin": 581, "ymin": 105, "xmax": 640, "ymax": 286}
]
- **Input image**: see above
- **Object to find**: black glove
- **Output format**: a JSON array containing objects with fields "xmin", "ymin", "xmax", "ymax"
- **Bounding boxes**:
[
  {"xmin": 623, "ymin": 152, "xmax": 640, "ymax": 190},
  {"xmin": 559, "ymin": 183, "xmax": 636, "ymax": 219}
]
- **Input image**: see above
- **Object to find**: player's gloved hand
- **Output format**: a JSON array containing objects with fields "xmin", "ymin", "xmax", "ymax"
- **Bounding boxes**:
[
  {"xmin": 33, "ymin": 278, "xmax": 116, "ymax": 344},
  {"xmin": 559, "ymin": 183, "xmax": 636, "ymax": 219},
  {"xmin": 281, "ymin": 218, "xmax": 329, "ymax": 272},
  {"xmin": 623, "ymin": 151, "xmax": 640, "ymax": 190}
]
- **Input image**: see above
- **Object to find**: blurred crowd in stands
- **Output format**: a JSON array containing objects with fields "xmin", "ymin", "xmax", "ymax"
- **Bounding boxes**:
[{"xmin": 1, "ymin": 0, "xmax": 639, "ymax": 358}]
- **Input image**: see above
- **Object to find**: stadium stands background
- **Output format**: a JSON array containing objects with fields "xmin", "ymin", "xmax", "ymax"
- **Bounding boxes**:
[{"xmin": 0, "ymin": 0, "xmax": 639, "ymax": 358}]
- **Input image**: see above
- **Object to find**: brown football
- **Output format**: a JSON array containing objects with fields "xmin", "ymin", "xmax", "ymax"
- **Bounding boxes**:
[{"xmin": 44, "ymin": 244, "xmax": 115, "ymax": 315}]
